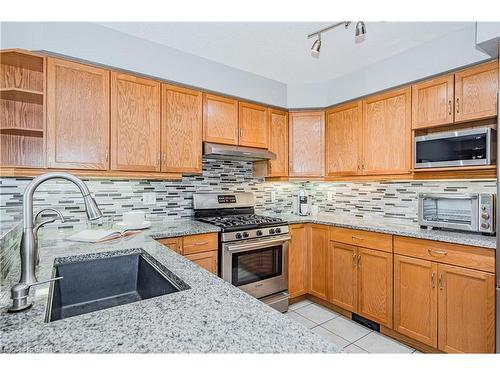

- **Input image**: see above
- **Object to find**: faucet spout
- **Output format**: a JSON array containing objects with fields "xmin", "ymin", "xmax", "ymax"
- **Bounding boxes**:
[{"xmin": 9, "ymin": 172, "xmax": 103, "ymax": 313}]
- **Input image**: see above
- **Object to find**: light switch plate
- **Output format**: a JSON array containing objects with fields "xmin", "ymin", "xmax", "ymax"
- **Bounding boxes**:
[
  {"xmin": 143, "ymin": 192, "xmax": 157, "ymax": 205},
  {"xmin": 270, "ymin": 191, "xmax": 276, "ymax": 202},
  {"xmin": 327, "ymin": 192, "xmax": 334, "ymax": 201}
]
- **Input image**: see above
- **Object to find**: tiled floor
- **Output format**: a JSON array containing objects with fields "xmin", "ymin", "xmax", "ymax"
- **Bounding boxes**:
[{"xmin": 286, "ymin": 299, "xmax": 421, "ymax": 354}]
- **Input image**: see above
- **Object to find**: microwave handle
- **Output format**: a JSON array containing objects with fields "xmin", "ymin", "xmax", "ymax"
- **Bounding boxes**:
[{"xmin": 419, "ymin": 193, "xmax": 478, "ymax": 200}]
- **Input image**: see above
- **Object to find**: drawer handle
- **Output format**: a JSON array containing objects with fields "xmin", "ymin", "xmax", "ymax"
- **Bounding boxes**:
[
  {"xmin": 352, "ymin": 236, "xmax": 364, "ymax": 241},
  {"xmin": 184, "ymin": 241, "xmax": 209, "ymax": 247},
  {"xmin": 428, "ymin": 249, "xmax": 447, "ymax": 257}
]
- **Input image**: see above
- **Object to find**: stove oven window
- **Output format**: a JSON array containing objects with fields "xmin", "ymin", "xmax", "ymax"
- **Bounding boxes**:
[{"xmin": 231, "ymin": 245, "xmax": 283, "ymax": 287}]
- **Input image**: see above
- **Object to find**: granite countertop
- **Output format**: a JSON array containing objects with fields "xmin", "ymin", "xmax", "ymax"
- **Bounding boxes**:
[
  {"xmin": 260, "ymin": 212, "xmax": 497, "ymax": 249},
  {"xmin": 0, "ymin": 220, "xmax": 339, "ymax": 354}
]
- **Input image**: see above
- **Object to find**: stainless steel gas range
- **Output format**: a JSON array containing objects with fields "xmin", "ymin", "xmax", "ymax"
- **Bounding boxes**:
[{"xmin": 193, "ymin": 192, "xmax": 290, "ymax": 312}]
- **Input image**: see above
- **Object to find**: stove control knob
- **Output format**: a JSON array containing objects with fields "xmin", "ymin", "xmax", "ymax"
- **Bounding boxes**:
[
  {"xmin": 275, "ymin": 227, "xmax": 282, "ymax": 234},
  {"xmin": 481, "ymin": 222, "xmax": 490, "ymax": 229},
  {"xmin": 481, "ymin": 212, "xmax": 490, "ymax": 220},
  {"xmin": 243, "ymin": 232, "xmax": 249, "ymax": 238},
  {"xmin": 269, "ymin": 228, "xmax": 276, "ymax": 234},
  {"xmin": 235, "ymin": 233, "xmax": 243, "ymax": 239},
  {"xmin": 256, "ymin": 230, "xmax": 263, "ymax": 236}
]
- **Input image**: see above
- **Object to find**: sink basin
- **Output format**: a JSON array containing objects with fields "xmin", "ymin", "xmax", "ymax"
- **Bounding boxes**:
[{"xmin": 46, "ymin": 251, "xmax": 188, "ymax": 322}]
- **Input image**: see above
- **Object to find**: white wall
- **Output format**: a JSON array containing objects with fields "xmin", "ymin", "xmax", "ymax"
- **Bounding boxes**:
[
  {"xmin": 0, "ymin": 22, "xmax": 288, "ymax": 107},
  {"xmin": 287, "ymin": 23, "xmax": 491, "ymax": 108}
]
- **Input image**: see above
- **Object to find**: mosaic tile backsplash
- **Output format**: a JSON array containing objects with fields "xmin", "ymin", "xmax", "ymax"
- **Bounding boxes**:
[{"xmin": 0, "ymin": 158, "xmax": 496, "ymax": 228}]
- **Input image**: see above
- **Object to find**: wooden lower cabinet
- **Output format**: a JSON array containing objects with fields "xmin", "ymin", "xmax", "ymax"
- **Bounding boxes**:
[
  {"xmin": 308, "ymin": 225, "xmax": 329, "ymax": 300},
  {"xmin": 329, "ymin": 241, "xmax": 358, "ymax": 312},
  {"xmin": 437, "ymin": 264, "xmax": 495, "ymax": 353},
  {"xmin": 157, "ymin": 237, "xmax": 183, "ymax": 254},
  {"xmin": 394, "ymin": 255, "xmax": 438, "ymax": 347},
  {"xmin": 185, "ymin": 250, "xmax": 218, "ymax": 275},
  {"xmin": 357, "ymin": 247, "xmax": 393, "ymax": 328},
  {"xmin": 288, "ymin": 224, "xmax": 308, "ymax": 298}
]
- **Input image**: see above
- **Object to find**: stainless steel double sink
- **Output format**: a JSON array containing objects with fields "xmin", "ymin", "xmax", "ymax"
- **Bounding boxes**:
[{"xmin": 46, "ymin": 249, "xmax": 189, "ymax": 322}]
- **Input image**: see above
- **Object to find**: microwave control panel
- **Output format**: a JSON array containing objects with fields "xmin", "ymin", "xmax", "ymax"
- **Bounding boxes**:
[{"xmin": 479, "ymin": 194, "xmax": 495, "ymax": 234}]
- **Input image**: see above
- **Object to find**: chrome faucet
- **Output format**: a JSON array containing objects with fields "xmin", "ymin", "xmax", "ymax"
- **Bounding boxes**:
[{"xmin": 8, "ymin": 172, "xmax": 103, "ymax": 313}]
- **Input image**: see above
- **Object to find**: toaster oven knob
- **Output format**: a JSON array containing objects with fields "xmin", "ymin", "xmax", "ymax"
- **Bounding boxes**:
[
  {"xmin": 242, "ymin": 232, "xmax": 249, "ymax": 238},
  {"xmin": 269, "ymin": 228, "xmax": 276, "ymax": 234},
  {"xmin": 256, "ymin": 230, "xmax": 263, "ymax": 236},
  {"xmin": 481, "ymin": 222, "xmax": 490, "ymax": 229},
  {"xmin": 235, "ymin": 233, "xmax": 242, "ymax": 239},
  {"xmin": 481, "ymin": 212, "xmax": 490, "ymax": 220}
]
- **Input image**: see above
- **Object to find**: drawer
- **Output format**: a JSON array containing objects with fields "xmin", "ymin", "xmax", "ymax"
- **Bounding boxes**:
[
  {"xmin": 182, "ymin": 233, "xmax": 218, "ymax": 255},
  {"xmin": 157, "ymin": 237, "xmax": 183, "ymax": 254},
  {"xmin": 329, "ymin": 226, "xmax": 393, "ymax": 253},
  {"xmin": 394, "ymin": 236, "xmax": 495, "ymax": 273}
]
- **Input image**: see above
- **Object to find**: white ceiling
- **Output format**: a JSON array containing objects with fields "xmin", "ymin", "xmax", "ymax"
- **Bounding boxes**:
[{"xmin": 99, "ymin": 22, "xmax": 473, "ymax": 85}]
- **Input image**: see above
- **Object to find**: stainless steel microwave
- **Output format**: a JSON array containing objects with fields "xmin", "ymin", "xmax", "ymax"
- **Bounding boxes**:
[
  {"xmin": 414, "ymin": 128, "xmax": 496, "ymax": 169},
  {"xmin": 418, "ymin": 193, "xmax": 495, "ymax": 234}
]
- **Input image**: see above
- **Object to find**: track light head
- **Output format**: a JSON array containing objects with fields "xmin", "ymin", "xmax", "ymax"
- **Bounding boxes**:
[
  {"xmin": 355, "ymin": 21, "xmax": 367, "ymax": 43},
  {"xmin": 310, "ymin": 34, "xmax": 321, "ymax": 58}
]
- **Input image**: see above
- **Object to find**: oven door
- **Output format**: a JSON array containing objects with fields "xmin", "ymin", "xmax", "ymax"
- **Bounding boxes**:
[
  {"xmin": 418, "ymin": 193, "xmax": 479, "ymax": 232},
  {"xmin": 222, "ymin": 235, "xmax": 289, "ymax": 299}
]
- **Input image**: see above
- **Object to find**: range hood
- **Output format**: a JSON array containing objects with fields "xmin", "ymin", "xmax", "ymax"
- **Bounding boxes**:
[{"xmin": 203, "ymin": 142, "xmax": 276, "ymax": 162}]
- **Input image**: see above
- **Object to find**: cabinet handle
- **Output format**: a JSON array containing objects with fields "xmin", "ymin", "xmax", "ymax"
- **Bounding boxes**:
[
  {"xmin": 448, "ymin": 100, "xmax": 452, "ymax": 115},
  {"xmin": 352, "ymin": 236, "xmax": 364, "ymax": 241},
  {"xmin": 352, "ymin": 252, "xmax": 357, "ymax": 267},
  {"xmin": 438, "ymin": 273, "xmax": 443, "ymax": 290},
  {"xmin": 357, "ymin": 254, "xmax": 361, "ymax": 266},
  {"xmin": 431, "ymin": 272, "xmax": 435, "ymax": 288},
  {"xmin": 184, "ymin": 241, "xmax": 209, "ymax": 248},
  {"xmin": 428, "ymin": 249, "xmax": 447, "ymax": 257},
  {"xmin": 456, "ymin": 98, "xmax": 460, "ymax": 114},
  {"xmin": 156, "ymin": 152, "xmax": 161, "ymax": 166}
]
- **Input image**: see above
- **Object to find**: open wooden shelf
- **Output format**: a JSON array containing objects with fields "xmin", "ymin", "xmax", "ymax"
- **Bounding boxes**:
[
  {"xmin": 0, "ymin": 49, "xmax": 45, "ymax": 71},
  {"xmin": 0, "ymin": 127, "xmax": 44, "ymax": 137},
  {"xmin": 0, "ymin": 88, "xmax": 44, "ymax": 104}
]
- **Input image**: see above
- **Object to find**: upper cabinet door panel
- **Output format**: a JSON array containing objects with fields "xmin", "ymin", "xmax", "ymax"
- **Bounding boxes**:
[
  {"xmin": 412, "ymin": 75, "xmax": 454, "ymax": 129},
  {"xmin": 362, "ymin": 88, "xmax": 411, "ymax": 175},
  {"xmin": 161, "ymin": 84, "xmax": 203, "ymax": 174},
  {"xmin": 238, "ymin": 102, "xmax": 269, "ymax": 149},
  {"xmin": 110, "ymin": 73, "xmax": 161, "ymax": 172},
  {"xmin": 202, "ymin": 93, "xmax": 238, "ymax": 145},
  {"xmin": 289, "ymin": 111, "xmax": 325, "ymax": 177},
  {"xmin": 455, "ymin": 61, "xmax": 499, "ymax": 123},
  {"xmin": 47, "ymin": 58, "xmax": 110, "ymax": 170},
  {"xmin": 325, "ymin": 101, "xmax": 363, "ymax": 176},
  {"xmin": 268, "ymin": 109, "xmax": 288, "ymax": 177}
]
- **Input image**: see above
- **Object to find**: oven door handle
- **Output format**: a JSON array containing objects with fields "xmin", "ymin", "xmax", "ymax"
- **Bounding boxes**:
[{"xmin": 224, "ymin": 236, "xmax": 291, "ymax": 253}]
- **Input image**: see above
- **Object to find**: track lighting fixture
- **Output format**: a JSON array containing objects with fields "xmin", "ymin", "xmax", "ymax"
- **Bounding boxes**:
[{"xmin": 307, "ymin": 21, "xmax": 366, "ymax": 58}]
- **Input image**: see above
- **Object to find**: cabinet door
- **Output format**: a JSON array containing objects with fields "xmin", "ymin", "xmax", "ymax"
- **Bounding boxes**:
[
  {"xmin": 411, "ymin": 75, "xmax": 454, "ymax": 129},
  {"xmin": 238, "ymin": 102, "xmax": 268, "ymax": 149},
  {"xmin": 455, "ymin": 61, "xmax": 499, "ymax": 123},
  {"xmin": 308, "ymin": 225, "xmax": 329, "ymax": 300},
  {"xmin": 357, "ymin": 247, "xmax": 393, "ymax": 328},
  {"xmin": 202, "ymin": 93, "xmax": 238, "ymax": 145},
  {"xmin": 362, "ymin": 88, "xmax": 411, "ymax": 175},
  {"xmin": 158, "ymin": 237, "xmax": 183, "ymax": 254},
  {"xmin": 288, "ymin": 224, "xmax": 308, "ymax": 298},
  {"xmin": 325, "ymin": 101, "xmax": 363, "ymax": 176},
  {"xmin": 329, "ymin": 242, "xmax": 358, "ymax": 312},
  {"xmin": 161, "ymin": 84, "xmax": 202, "ymax": 174},
  {"xmin": 111, "ymin": 72, "xmax": 161, "ymax": 172},
  {"xmin": 185, "ymin": 250, "xmax": 218, "ymax": 275},
  {"xmin": 268, "ymin": 109, "xmax": 288, "ymax": 177},
  {"xmin": 394, "ymin": 255, "xmax": 438, "ymax": 347},
  {"xmin": 289, "ymin": 112, "xmax": 325, "ymax": 177},
  {"xmin": 438, "ymin": 264, "xmax": 495, "ymax": 353},
  {"xmin": 47, "ymin": 58, "xmax": 110, "ymax": 170}
]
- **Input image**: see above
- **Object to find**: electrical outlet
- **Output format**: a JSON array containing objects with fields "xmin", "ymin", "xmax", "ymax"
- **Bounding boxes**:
[
  {"xmin": 270, "ymin": 191, "xmax": 276, "ymax": 202},
  {"xmin": 327, "ymin": 192, "xmax": 334, "ymax": 201},
  {"xmin": 143, "ymin": 192, "xmax": 157, "ymax": 205}
]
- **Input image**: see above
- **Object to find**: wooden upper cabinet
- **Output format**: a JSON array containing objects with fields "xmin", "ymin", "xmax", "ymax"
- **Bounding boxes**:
[
  {"xmin": 110, "ymin": 72, "xmax": 161, "ymax": 172},
  {"xmin": 202, "ymin": 93, "xmax": 238, "ymax": 145},
  {"xmin": 308, "ymin": 224, "xmax": 329, "ymax": 300},
  {"xmin": 46, "ymin": 58, "xmax": 110, "ymax": 170},
  {"xmin": 437, "ymin": 264, "xmax": 495, "ymax": 353},
  {"xmin": 329, "ymin": 241, "xmax": 358, "ymax": 312},
  {"xmin": 357, "ymin": 247, "xmax": 393, "ymax": 328},
  {"xmin": 412, "ymin": 75, "xmax": 454, "ymax": 129},
  {"xmin": 268, "ymin": 109, "xmax": 288, "ymax": 177},
  {"xmin": 161, "ymin": 84, "xmax": 203, "ymax": 174},
  {"xmin": 289, "ymin": 111, "xmax": 325, "ymax": 177},
  {"xmin": 288, "ymin": 224, "xmax": 308, "ymax": 298},
  {"xmin": 238, "ymin": 102, "xmax": 269, "ymax": 149},
  {"xmin": 325, "ymin": 101, "xmax": 363, "ymax": 176},
  {"xmin": 394, "ymin": 255, "xmax": 438, "ymax": 348},
  {"xmin": 362, "ymin": 88, "xmax": 411, "ymax": 175},
  {"xmin": 455, "ymin": 60, "xmax": 499, "ymax": 123}
]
